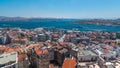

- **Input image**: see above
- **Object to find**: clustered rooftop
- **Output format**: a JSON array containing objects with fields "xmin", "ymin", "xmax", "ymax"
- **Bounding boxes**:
[{"xmin": 0, "ymin": 28, "xmax": 120, "ymax": 68}]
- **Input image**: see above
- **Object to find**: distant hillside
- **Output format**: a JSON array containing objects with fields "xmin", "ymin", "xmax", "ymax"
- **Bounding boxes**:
[
  {"xmin": 0, "ymin": 16, "xmax": 78, "ymax": 22},
  {"xmin": 73, "ymin": 19, "xmax": 120, "ymax": 26},
  {"xmin": 0, "ymin": 16, "xmax": 29, "ymax": 21}
]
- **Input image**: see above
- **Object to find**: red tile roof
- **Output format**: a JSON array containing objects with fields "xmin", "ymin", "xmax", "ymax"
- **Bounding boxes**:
[
  {"xmin": 101, "ymin": 45, "xmax": 111, "ymax": 50},
  {"xmin": 62, "ymin": 57, "xmax": 76, "ymax": 68},
  {"xmin": 35, "ymin": 48, "xmax": 42, "ymax": 55},
  {"xmin": 4, "ymin": 47, "xmax": 21, "ymax": 53},
  {"xmin": 35, "ymin": 47, "xmax": 48, "ymax": 55},
  {"xmin": 110, "ymin": 42, "xmax": 116, "ymax": 47},
  {"xmin": 43, "ymin": 49, "xmax": 48, "ymax": 54},
  {"xmin": 53, "ymin": 34, "xmax": 59, "ymax": 37},
  {"xmin": 0, "ymin": 46, "xmax": 6, "ymax": 51},
  {"xmin": 34, "ymin": 43, "xmax": 44, "ymax": 47},
  {"xmin": 5, "ymin": 48, "xmax": 16, "ymax": 53},
  {"xmin": 59, "ymin": 42, "xmax": 68, "ymax": 46},
  {"xmin": 18, "ymin": 54, "xmax": 26, "ymax": 62}
]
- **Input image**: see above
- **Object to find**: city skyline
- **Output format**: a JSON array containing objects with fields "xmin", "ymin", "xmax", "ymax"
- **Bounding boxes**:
[{"xmin": 0, "ymin": 0, "xmax": 120, "ymax": 19}]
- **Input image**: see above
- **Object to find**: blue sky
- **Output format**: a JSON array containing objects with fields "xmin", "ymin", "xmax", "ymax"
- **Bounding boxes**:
[{"xmin": 0, "ymin": 0, "xmax": 120, "ymax": 19}]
